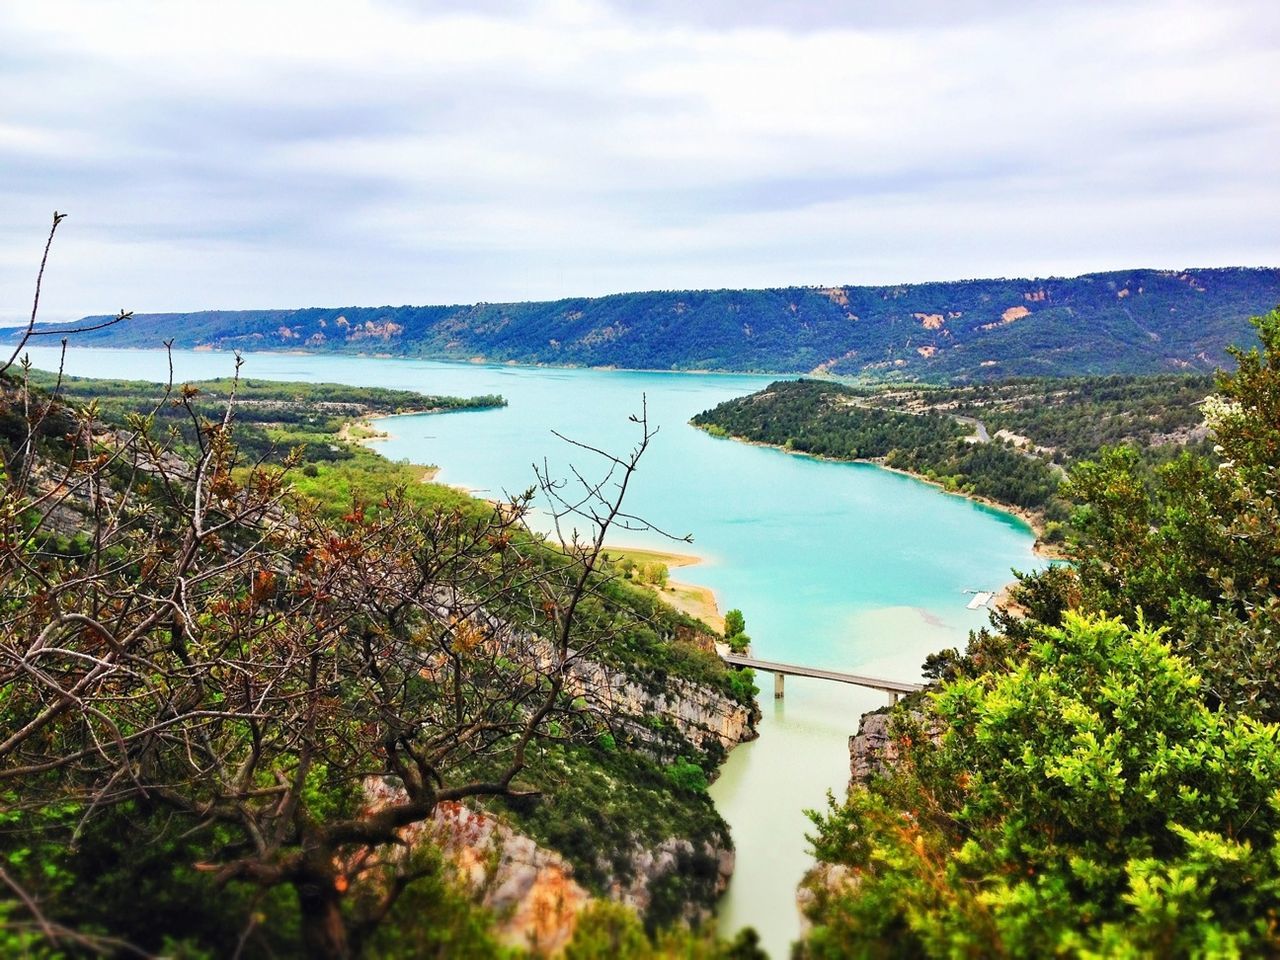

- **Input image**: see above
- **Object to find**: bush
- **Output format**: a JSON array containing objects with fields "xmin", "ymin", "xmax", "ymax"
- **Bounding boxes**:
[
  {"xmin": 666, "ymin": 760, "xmax": 710, "ymax": 793},
  {"xmin": 803, "ymin": 613, "xmax": 1280, "ymax": 958}
]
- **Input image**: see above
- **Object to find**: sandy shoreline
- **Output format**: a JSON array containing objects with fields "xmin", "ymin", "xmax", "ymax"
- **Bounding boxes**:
[
  {"xmin": 602, "ymin": 544, "xmax": 705, "ymax": 568},
  {"xmin": 601, "ymin": 545, "xmax": 725, "ymax": 633}
]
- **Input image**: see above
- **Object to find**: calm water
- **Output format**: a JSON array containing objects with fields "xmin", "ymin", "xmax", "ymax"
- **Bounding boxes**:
[{"xmin": 24, "ymin": 346, "xmax": 1039, "ymax": 957}]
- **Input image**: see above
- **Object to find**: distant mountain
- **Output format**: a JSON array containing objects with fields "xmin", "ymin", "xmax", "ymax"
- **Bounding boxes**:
[{"xmin": 21, "ymin": 267, "xmax": 1280, "ymax": 380}]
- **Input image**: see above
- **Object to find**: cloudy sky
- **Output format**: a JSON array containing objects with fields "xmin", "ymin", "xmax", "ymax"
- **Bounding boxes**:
[{"xmin": 2, "ymin": 0, "xmax": 1277, "ymax": 324}]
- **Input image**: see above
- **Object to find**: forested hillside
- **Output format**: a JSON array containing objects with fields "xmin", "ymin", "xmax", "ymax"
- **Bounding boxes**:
[
  {"xmin": 692, "ymin": 373, "xmax": 1214, "ymax": 533},
  {"xmin": 23, "ymin": 267, "xmax": 1280, "ymax": 380}
]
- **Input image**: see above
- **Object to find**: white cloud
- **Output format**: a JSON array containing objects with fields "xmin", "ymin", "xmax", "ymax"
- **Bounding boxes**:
[{"xmin": 0, "ymin": 0, "xmax": 1276, "ymax": 324}]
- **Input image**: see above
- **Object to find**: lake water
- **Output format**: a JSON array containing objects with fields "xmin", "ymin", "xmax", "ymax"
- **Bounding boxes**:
[{"xmin": 22, "ymin": 345, "xmax": 1040, "ymax": 958}]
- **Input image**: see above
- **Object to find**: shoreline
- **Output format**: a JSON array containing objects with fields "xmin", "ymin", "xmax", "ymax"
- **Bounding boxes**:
[
  {"xmin": 660, "ymin": 579, "xmax": 724, "ymax": 634},
  {"xmin": 601, "ymin": 544, "xmax": 707, "ymax": 569},
  {"xmin": 341, "ymin": 413, "xmax": 730, "ymax": 633},
  {"xmin": 599, "ymin": 544, "xmax": 725, "ymax": 634},
  {"xmin": 31, "ymin": 343, "xmax": 786, "ymax": 380},
  {"xmin": 694, "ymin": 426, "xmax": 1061, "ymax": 560}
]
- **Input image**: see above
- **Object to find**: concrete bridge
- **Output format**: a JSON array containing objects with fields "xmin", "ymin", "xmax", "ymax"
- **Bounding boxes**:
[{"xmin": 721, "ymin": 653, "xmax": 925, "ymax": 704}]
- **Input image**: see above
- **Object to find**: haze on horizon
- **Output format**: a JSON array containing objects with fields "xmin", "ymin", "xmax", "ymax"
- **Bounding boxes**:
[{"xmin": 1, "ymin": 0, "xmax": 1278, "ymax": 326}]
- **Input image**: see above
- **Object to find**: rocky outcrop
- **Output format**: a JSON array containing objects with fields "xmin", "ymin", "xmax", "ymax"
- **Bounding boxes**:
[
  {"xmin": 557, "ymin": 653, "xmax": 759, "ymax": 758},
  {"xmin": 605, "ymin": 836, "xmax": 735, "ymax": 921},
  {"xmin": 796, "ymin": 862, "xmax": 859, "ymax": 936},
  {"xmin": 426, "ymin": 801, "xmax": 590, "ymax": 956},
  {"xmin": 360, "ymin": 640, "xmax": 755, "ymax": 954},
  {"xmin": 615, "ymin": 674, "xmax": 757, "ymax": 752},
  {"xmin": 848, "ymin": 707, "xmax": 941, "ymax": 787},
  {"xmin": 374, "ymin": 795, "xmax": 736, "ymax": 955},
  {"xmin": 848, "ymin": 710, "xmax": 899, "ymax": 786},
  {"xmin": 801, "ymin": 707, "xmax": 933, "ymax": 933}
]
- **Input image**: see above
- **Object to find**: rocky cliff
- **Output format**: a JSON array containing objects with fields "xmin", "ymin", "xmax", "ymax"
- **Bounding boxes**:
[
  {"xmin": 366, "ymin": 647, "xmax": 758, "ymax": 955},
  {"xmin": 847, "ymin": 709, "xmax": 900, "ymax": 787},
  {"xmin": 798, "ymin": 706, "xmax": 936, "ymax": 931}
]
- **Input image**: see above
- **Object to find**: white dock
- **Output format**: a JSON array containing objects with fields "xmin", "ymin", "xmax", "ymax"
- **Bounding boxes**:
[{"xmin": 966, "ymin": 591, "xmax": 994, "ymax": 610}]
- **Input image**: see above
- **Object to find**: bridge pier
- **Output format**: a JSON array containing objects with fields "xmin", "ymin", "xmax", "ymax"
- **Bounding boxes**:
[{"xmin": 774, "ymin": 672, "xmax": 785, "ymax": 699}]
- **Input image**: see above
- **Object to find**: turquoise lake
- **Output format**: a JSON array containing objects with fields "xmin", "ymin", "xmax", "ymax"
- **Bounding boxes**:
[{"xmin": 23, "ymin": 346, "xmax": 1040, "ymax": 957}]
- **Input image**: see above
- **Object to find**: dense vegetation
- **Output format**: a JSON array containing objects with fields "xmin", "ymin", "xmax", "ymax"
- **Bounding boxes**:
[
  {"xmin": 800, "ymin": 308, "xmax": 1280, "ymax": 957},
  {"xmin": 694, "ymin": 380, "xmax": 1058, "ymax": 513},
  {"xmin": 692, "ymin": 373, "xmax": 1214, "ymax": 527},
  {"xmin": 20, "ymin": 267, "xmax": 1279, "ymax": 379},
  {"xmin": 0, "ymin": 361, "xmax": 758, "ymax": 957},
  {"xmin": 868, "ymin": 373, "xmax": 1214, "ymax": 461}
]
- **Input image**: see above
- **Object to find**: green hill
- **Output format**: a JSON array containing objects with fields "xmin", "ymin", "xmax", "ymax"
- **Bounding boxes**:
[
  {"xmin": 21, "ymin": 267, "xmax": 1280, "ymax": 380},
  {"xmin": 691, "ymin": 373, "xmax": 1215, "ymax": 531}
]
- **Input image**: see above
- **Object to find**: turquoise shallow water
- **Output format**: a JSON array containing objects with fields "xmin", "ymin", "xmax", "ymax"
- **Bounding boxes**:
[{"xmin": 23, "ymin": 346, "xmax": 1040, "ymax": 957}]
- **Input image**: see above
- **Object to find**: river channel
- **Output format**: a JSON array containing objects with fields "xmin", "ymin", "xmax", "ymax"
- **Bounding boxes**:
[{"xmin": 24, "ymin": 346, "xmax": 1040, "ymax": 957}]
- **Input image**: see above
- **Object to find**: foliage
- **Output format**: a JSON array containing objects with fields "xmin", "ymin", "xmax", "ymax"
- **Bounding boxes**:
[
  {"xmin": 22, "ymin": 268, "xmax": 1280, "ymax": 379},
  {"xmin": 722, "ymin": 608, "xmax": 751, "ymax": 655},
  {"xmin": 694, "ymin": 370, "xmax": 1216, "ymax": 520},
  {"xmin": 26, "ymin": 370, "xmax": 503, "ymax": 417},
  {"xmin": 565, "ymin": 901, "xmax": 766, "ymax": 959},
  {"xmin": 0, "ymin": 359, "xmax": 753, "ymax": 957},
  {"xmin": 20, "ymin": 368, "xmax": 502, "ymax": 479},
  {"xmin": 693, "ymin": 379, "xmax": 1061, "ymax": 510},
  {"xmin": 884, "ymin": 373, "xmax": 1215, "ymax": 460},
  {"xmin": 802, "ymin": 614, "xmax": 1280, "ymax": 958},
  {"xmin": 487, "ymin": 741, "xmax": 731, "ymax": 928},
  {"xmin": 1059, "ymin": 307, "xmax": 1280, "ymax": 719},
  {"xmin": 724, "ymin": 668, "xmax": 758, "ymax": 703},
  {"xmin": 804, "ymin": 306, "xmax": 1280, "ymax": 956},
  {"xmin": 723, "ymin": 609, "xmax": 745, "ymax": 639},
  {"xmin": 353, "ymin": 846, "xmax": 512, "ymax": 959}
]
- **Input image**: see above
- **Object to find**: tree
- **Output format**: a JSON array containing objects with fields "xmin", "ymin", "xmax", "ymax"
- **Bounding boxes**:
[
  {"xmin": 1, "ymin": 383, "xmax": 676, "ymax": 956},
  {"xmin": 1061, "ymin": 306, "xmax": 1280, "ymax": 718},
  {"xmin": 722, "ymin": 609, "xmax": 745, "ymax": 640},
  {"xmin": 803, "ymin": 613, "xmax": 1280, "ymax": 958},
  {"xmin": 564, "ymin": 901, "xmax": 766, "ymax": 959},
  {"xmin": 637, "ymin": 561, "xmax": 669, "ymax": 588},
  {"xmin": 0, "ymin": 221, "xmax": 684, "ymax": 957}
]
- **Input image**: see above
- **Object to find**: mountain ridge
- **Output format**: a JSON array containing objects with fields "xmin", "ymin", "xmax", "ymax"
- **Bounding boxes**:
[{"xmin": 22, "ymin": 266, "xmax": 1280, "ymax": 381}]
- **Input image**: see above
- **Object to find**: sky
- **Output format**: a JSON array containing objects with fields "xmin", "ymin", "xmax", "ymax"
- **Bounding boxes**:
[{"xmin": 1, "ymin": 0, "xmax": 1278, "ymax": 325}]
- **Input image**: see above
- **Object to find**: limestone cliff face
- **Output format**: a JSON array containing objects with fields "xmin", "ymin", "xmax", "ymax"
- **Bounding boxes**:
[
  {"xmin": 848, "ymin": 707, "xmax": 943, "ymax": 788},
  {"xmin": 366, "ymin": 657, "xmax": 756, "ymax": 955},
  {"xmin": 427, "ymin": 801, "xmax": 590, "ymax": 956},
  {"xmin": 797, "ymin": 711, "xmax": 900, "ymax": 930},
  {"xmin": 416, "ymin": 799, "xmax": 735, "ymax": 955},
  {"xmin": 604, "ymin": 835, "xmax": 735, "ymax": 921},
  {"xmin": 602, "ymin": 672, "xmax": 759, "ymax": 754},
  {"xmin": 799, "ymin": 707, "xmax": 934, "ymax": 931},
  {"xmin": 456, "ymin": 614, "xmax": 759, "ymax": 757},
  {"xmin": 796, "ymin": 862, "xmax": 859, "ymax": 936},
  {"xmin": 557, "ymin": 641, "xmax": 758, "ymax": 756},
  {"xmin": 847, "ymin": 710, "xmax": 899, "ymax": 787}
]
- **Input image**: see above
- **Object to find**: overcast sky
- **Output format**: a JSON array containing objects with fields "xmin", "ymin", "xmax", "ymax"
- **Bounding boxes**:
[{"xmin": 2, "ymin": 0, "xmax": 1277, "ymax": 324}]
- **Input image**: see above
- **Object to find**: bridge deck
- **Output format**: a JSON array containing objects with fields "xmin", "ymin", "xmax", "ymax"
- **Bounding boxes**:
[{"xmin": 722, "ymin": 653, "xmax": 924, "ymax": 695}]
